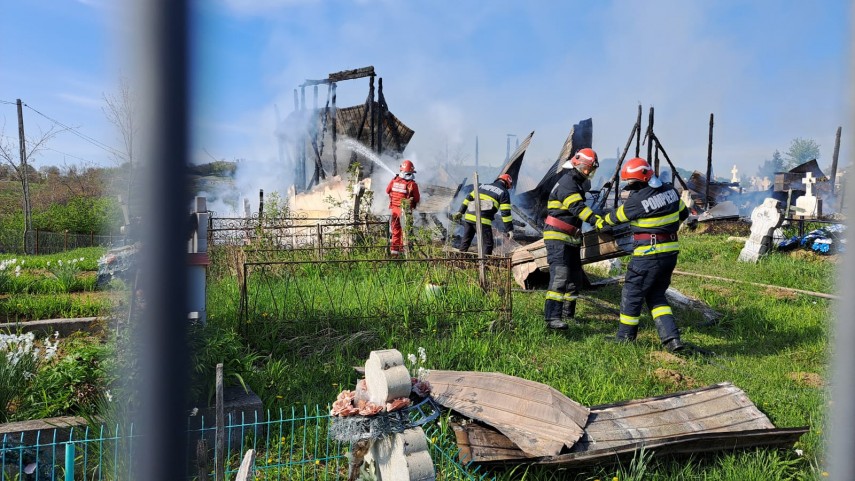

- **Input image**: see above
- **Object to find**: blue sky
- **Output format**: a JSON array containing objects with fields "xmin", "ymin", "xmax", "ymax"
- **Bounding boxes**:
[{"xmin": 1, "ymin": 1, "xmax": 852, "ymax": 195}]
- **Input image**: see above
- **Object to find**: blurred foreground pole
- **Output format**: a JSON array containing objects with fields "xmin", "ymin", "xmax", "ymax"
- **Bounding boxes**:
[
  {"xmin": 829, "ymin": 9, "xmax": 854, "ymax": 475},
  {"xmin": 136, "ymin": 0, "xmax": 189, "ymax": 479}
]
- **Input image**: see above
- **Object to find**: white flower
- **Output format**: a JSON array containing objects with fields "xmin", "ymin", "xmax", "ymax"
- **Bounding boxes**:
[
  {"xmin": 53, "ymin": 331, "xmax": 59, "ymax": 340},
  {"xmin": 105, "ymin": 390, "xmax": 113, "ymax": 402},
  {"xmin": 418, "ymin": 347, "xmax": 426, "ymax": 364},
  {"xmin": 407, "ymin": 353, "xmax": 417, "ymax": 366},
  {"xmin": 795, "ymin": 449, "xmax": 803, "ymax": 456}
]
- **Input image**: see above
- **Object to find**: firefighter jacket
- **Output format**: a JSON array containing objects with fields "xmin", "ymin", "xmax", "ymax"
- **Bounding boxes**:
[
  {"xmin": 544, "ymin": 169, "xmax": 599, "ymax": 244},
  {"xmin": 386, "ymin": 175, "xmax": 420, "ymax": 210},
  {"xmin": 457, "ymin": 180, "xmax": 513, "ymax": 231},
  {"xmin": 601, "ymin": 182, "xmax": 689, "ymax": 256}
]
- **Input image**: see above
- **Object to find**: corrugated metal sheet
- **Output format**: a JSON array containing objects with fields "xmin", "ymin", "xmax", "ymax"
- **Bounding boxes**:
[
  {"xmin": 424, "ymin": 370, "xmax": 590, "ymax": 457},
  {"xmin": 449, "ymin": 382, "xmax": 807, "ymax": 467}
]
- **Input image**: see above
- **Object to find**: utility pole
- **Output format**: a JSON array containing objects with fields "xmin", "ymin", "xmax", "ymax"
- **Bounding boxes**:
[{"xmin": 16, "ymin": 99, "xmax": 33, "ymax": 254}]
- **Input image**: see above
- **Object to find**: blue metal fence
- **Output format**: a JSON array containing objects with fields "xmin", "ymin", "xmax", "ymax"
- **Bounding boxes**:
[{"xmin": 0, "ymin": 406, "xmax": 492, "ymax": 480}]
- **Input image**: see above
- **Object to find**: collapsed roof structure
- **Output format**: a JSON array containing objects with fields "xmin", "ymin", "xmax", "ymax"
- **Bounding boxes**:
[{"xmin": 279, "ymin": 66, "xmax": 415, "ymax": 192}]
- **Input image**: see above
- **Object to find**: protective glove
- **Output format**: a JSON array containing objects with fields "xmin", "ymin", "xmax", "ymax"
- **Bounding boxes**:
[
  {"xmin": 601, "ymin": 181, "xmax": 612, "ymax": 191},
  {"xmin": 451, "ymin": 212, "xmax": 463, "ymax": 222},
  {"xmin": 594, "ymin": 216, "xmax": 606, "ymax": 230}
]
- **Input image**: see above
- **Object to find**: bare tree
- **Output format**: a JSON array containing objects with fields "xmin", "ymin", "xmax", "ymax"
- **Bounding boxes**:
[
  {"xmin": 0, "ymin": 118, "xmax": 64, "ymax": 252},
  {"xmin": 103, "ymin": 77, "xmax": 140, "ymax": 220}
]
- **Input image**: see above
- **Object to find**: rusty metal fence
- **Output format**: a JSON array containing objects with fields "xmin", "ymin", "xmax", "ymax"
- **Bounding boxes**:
[
  {"xmin": 238, "ymin": 256, "xmax": 513, "ymax": 348},
  {"xmin": 0, "ymin": 228, "xmax": 127, "ymax": 255},
  {"xmin": 208, "ymin": 214, "xmax": 392, "ymax": 248}
]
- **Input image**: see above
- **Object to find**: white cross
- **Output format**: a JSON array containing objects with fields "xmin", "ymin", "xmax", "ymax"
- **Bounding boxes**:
[
  {"xmin": 731, "ymin": 165, "xmax": 739, "ymax": 183},
  {"xmin": 802, "ymin": 172, "xmax": 817, "ymax": 197}
]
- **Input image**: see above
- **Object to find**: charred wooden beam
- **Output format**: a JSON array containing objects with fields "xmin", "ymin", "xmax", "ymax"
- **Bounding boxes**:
[
  {"xmin": 377, "ymin": 77, "xmax": 384, "ymax": 157},
  {"xmin": 635, "ymin": 104, "xmax": 642, "ymax": 157},
  {"xmin": 328, "ymin": 66, "xmax": 375, "ymax": 82},
  {"xmin": 597, "ymin": 121, "xmax": 638, "ymax": 211},
  {"xmin": 331, "ymin": 83, "xmax": 338, "ymax": 177},
  {"xmin": 705, "ymin": 113, "xmax": 714, "ymax": 209},
  {"xmin": 831, "ymin": 126, "xmax": 841, "ymax": 195},
  {"xmin": 647, "ymin": 106, "xmax": 655, "ymax": 170},
  {"xmin": 650, "ymin": 133, "xmax": 689, "ymax": 191}
]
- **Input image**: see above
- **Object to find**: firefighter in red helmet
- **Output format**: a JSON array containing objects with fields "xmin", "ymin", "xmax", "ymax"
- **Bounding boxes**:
[
  {"xmin": 597, "ymin": 157, "xmax": 689, "ymax": 352},
  {"xmin": 452, "ymin": 173, "xmax": 514, "ymax": 256},
  {"xmin": 386, "ymin": 160, "xmax": 421, "ymax": 256},
  {"xmin": 542, "ymin": 148, "xmax": 603, "ymax": 330}
]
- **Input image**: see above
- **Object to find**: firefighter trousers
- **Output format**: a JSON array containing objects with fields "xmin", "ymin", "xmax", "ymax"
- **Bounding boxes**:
[
  {"xmin": 456, "ymin": 221, "xmax": 494, "ymax": 256},
  {"xmin": 544, "ymin": 240, "xmax": 582, "ymax": 322},
  {"xmin": 389, "ymin": 207, "xmax": 408, "ymax": 254},
  {"xmin": 617, "ymin": 251, "xmax": 681, "ymax": 343}
]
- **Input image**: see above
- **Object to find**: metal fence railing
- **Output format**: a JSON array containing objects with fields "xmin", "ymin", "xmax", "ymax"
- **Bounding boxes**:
[
  {"xmin": 0, "ymin": 407, "xmax": 490, "ymax": 480},
  {"xmin": 0, "ymin": 229, "xmax": 127, "ymax": 255}
]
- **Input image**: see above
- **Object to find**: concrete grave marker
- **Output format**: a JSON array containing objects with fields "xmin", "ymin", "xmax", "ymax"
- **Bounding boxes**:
[
  {"xmin": 738, "ymin": 198, "xmax": 783, "ymax": 262},
  {"xmin": 731, "ymin": 165, "xmax": 739, "ymax": 183},
  {"xmin": 794, "ymin": 172, "xmax": 822, "ymax": 218}
]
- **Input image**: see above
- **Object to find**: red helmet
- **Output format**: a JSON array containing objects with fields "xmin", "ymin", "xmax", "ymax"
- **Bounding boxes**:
[
  {"xmin": 497, "ymin": 173, "xmax": 513, "ymax": 189},
  {"xmin": 621, "ymin": 157, "xmax": 653, "ymax": 183},
  {"xmin": 400, "ymin": 160, "xmax": 416, "ymax": 174},
  {"xmin": 571, "ymin": 148, "xmax": 599, "ymax": 171}
]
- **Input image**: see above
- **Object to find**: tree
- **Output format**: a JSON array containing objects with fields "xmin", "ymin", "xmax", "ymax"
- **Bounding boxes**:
[
  {"xmin": 784, "ymin": 138, "xmax": 820, "ymax": 169},
  {"xmin": 757, "ymin": 150, "xmax": 785, "ymax": 178},
  {"xmin": 0, "ymin": 117, "xmax": 64, "ymax": 252},
  {"xmin": 103, "ymin": 77, "xmax": 140, "ymax": 219}
]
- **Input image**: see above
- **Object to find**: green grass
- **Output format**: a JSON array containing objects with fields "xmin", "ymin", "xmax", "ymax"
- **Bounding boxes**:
[
  {"xmin": 0, "ymin": 246, "xmax": 105, "ymax": 271},
  {"xmin": 202, "ymin": 232, "xmax": 835, "ymax": 480}
]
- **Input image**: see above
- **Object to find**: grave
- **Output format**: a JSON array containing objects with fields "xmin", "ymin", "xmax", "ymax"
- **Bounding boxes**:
[
  {"xmin": 738, "ymin": 198, "xmax": 783, "ymax": 262},
  {"xmin": 794, "ymin": 172, "xmax": 822, "ymax": 218}
]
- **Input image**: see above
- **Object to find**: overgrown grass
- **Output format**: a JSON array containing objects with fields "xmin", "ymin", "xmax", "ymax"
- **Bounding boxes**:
[{"xmin": 203, "ymin": 231, "xmax": 836, "ymax": 479}]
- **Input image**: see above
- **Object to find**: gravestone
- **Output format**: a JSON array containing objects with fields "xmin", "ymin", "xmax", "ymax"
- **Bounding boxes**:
[
  {"xmin": 738, "ymin": 198, "xmax": 783, "ymax": 262},
  {"xmin": 731, "ymin": 165, "xmax": 739, "ymax": 183},
  {"xmin": 760, "ymin": 177, "xmax": 771, "ymax": 191},
  {"xmin": 794, "ymin": 172, "xmax": 822, "ymax": 218}
]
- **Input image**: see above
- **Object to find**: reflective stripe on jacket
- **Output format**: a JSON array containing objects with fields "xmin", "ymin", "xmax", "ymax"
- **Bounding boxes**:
[
  {"xmin": 602, "ymin": 182, "xmax": 688, "ymax": 256},
  {"xmin": 544, "ymin": 169, "xmax": 597, "ymax": 244},
  {"xmin": 457, "ymin": 180, "xmax": 513, "ymax": 230}
]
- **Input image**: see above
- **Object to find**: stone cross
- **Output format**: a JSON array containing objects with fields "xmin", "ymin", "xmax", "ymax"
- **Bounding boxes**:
[
  {"xmin": 802, "ymin": 172, "xmax": 816, "ymax": 197},
  {"xmin": 731, "ymin": 165, "xmax": 739, "ymax": 183},
  {"xmin": 760, "ymin": 177, "xmax": 771, "ymax": 191}
]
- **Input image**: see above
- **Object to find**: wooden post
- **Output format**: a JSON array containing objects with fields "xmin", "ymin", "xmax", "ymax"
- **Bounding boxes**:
[
  {"xmin": 35, "ymin": 229, "xmax": 39, "ymax": 255},
  {"xmin": 653, "ymin": 138, "xmax": 660, "ymax": 177},
  {"xmin": 646, "ymin": 106, "xmax": 654, "ymax": 166},
  {"xmin": 196, "ymin": 438, "xmax": 210, "ymax": 481},
  {"xmin": 377, "ymin": 78, "xmax": 384, "ymax": 157},
  {"xmin": 598, "ymin": 121, "xmax": 638, "ymax": 211},
  {"xmin": 705, "ymin": 113, "xmax": 714, "ymax": 209},
  {"xmin": 215, "ymin": 363, "xmax": 225, "ymax": 481},
  {"xmin": 331, "ymin": 82, "xmax": 338, "ymax": 178},
  {"xmin": 316, "ymin": 223, "xmax": 323, "ymax": 260},
  {"xmin": 90, "ymin": 231, "xmax": 94, "ymax": 247},
  {"xmin": 635, "ymin": 104, "xmax": 642, "ymax": 158},
  {"xmin": 16, "ymin": 99, "xmax": 33, "ymax": 255},
  {"xmin": 472, "ymin": 172, "xmax": 486, "ymax": 288},
  {"xmin": 831, "ymin": 126, "xmax": 841, "ymax": 195},
  {"xmin": 235, "ymin": 449, "xmax": 256, "ymax": 481},
  {"xmin": 64, "ymin": 229, "xmax": 68, "ymax": 251},
  {"xmin": 652, "ymin": 135, "xmax": 689, "ymax": 191},
  {"xmin": 368, "ymin": 75, "xmax": 375, "ymax": 174}
]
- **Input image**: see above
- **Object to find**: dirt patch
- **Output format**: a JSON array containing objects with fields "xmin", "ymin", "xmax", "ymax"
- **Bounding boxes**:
[
  {"xmin": 692, "ymin": 220, "xmax": 751, "ymax": 236},
  {"xmin": 654, "ymin": 368, "xmax": 696, "ymax": 387},
  {"xmin": 764, "ymin": 287, "xmax": 798, "ymax": 300},
  {"xmin": 702, "ymin": 284, "xmax": 733, "ymax": 296},
  {"xmin": 649, "ymin": 351, "xmax": 687, "ymax": 365},
  {"xmin": 788, "ymin": 371, "xmax": 824, "ymax": 388}
]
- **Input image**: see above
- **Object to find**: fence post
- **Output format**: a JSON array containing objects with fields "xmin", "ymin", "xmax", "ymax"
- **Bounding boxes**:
[
  {"xmin": 316, "ymin": 223, "xmax": 323, "ymax": 260},
  {"xmin": 216, "ymin": 363, "xmax": 225, "ymax": 481},
  {"xmin": 64, "ymin": 229, "xmax": 68, "ymax": 251},
  {"xmin": 35, "ymin": 229, "xmax": 39, "ymax": 255},
  {"xmin": 472, "ymin": 172, "xmax": 486, "ymax": 289},
  {"xmin": 64, "ymin": 442, "xmax": 75, "ymax": 481},
  {"xmin": 90, "ymin": 231, "xmax": 94, "ymax": 247}
]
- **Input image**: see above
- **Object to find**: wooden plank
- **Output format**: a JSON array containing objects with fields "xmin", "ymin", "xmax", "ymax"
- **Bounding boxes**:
[
  {"xmin": 425, "ymin": 370, "xmax": 589, "ymax": 457},
  {"xmin": 450, "ymin": 382, "xmax": 804, "ymax": 466}
]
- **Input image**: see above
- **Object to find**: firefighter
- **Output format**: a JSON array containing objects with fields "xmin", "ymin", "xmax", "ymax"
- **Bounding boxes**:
[
  {"xmin": 543, "ymin": 148, "xmax": 603, "ymax": 330},
  {"xmin": 451, "ymin": 173, "xmax": 514, "ymax": 256},
  {"xmin": 386, "ymin": 160, "xmax": 420, "ymax": 256},
  {"xmin": 597, "ymin": 157, "xmax": 688, "ymax": 351}
]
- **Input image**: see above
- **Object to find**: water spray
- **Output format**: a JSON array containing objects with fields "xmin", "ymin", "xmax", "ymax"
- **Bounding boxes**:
[{"xmin": 340, "ymin": 138, "xmax": 397, "ymax": 177}]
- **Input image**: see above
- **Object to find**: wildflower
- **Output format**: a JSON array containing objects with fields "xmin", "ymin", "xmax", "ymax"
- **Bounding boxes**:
[
  {"xmin": 315, "ymin": 460, "xmax": 320, "ymax": 465},
  {"xmin": 418, "ymin": 346, "xmax": 426, "ymax": 364},
  {"xmin": 53, "ymin": 331, "xmax": 59, "ymax": 340},
  {"xmin": 795, "ymin": 449, "xmax": 803, "ymax": 456},
  {"xmin": 407, "ymin": 353, "xmax": 417, "ymax": 365},
  {"xmin": 105, "ymin": 390, "xmax": 113, "ymax": 402},
  {"xmin": 822, "ymin": 472, "xmax": 829, "ymax": 477}
]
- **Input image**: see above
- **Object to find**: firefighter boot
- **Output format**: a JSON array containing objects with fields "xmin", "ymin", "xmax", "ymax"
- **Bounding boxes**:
[
  {"xmin": 546, "ymin": 318, "xmax": 569, "ymax": 330},
  {"xmin": 654, "ymin": 316, "xmax": 684, "ymax": 352},
  {"xmin": 615, "ymin": 322, "xmax": 638, "ymax": 342},
  {"xmin": 562, "ymin": 300, "xmax": 580, "ymax": 324}
]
